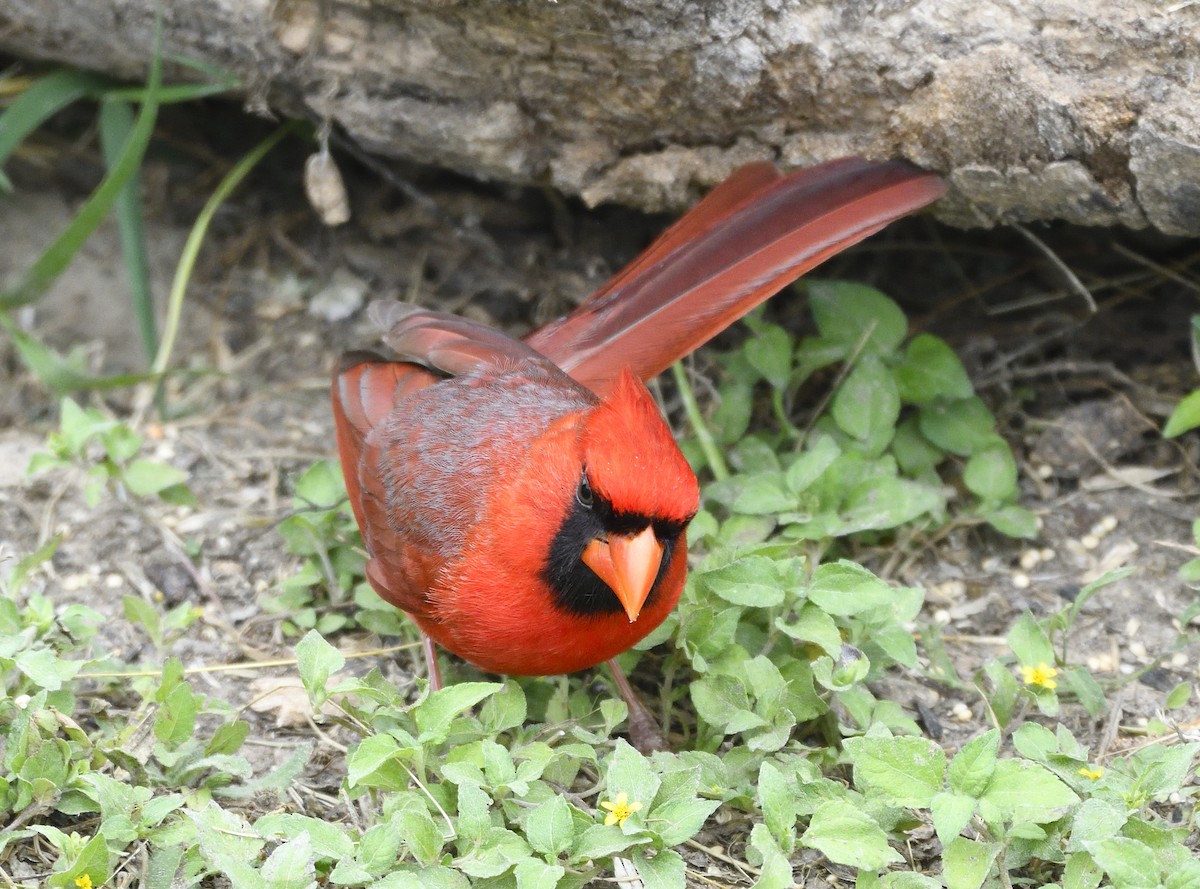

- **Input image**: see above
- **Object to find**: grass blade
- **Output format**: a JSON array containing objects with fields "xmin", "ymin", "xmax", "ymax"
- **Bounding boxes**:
[
  {"xmin": 0, "ymin": 68, "xmax": 109, "ymax": 191},
  {"xmin": 152, "ymin": 120, "xmax": 301, "ymax": 377},
  {"xmin": 0, "ymin": 312, "xmax": 157, "ymax": 393},
  {"xmin": 0, "ymin": 55, "xmax": 162, "ymax": 310},
  {"xmin": 99, "ymin": 99, "xmax": 157, "ymax": 365}
]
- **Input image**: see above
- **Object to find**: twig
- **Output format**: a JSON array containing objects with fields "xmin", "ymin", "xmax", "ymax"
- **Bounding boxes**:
[{"xmin": 1010, "ymin": 222, "xmax": 1096, "ymax": 313}]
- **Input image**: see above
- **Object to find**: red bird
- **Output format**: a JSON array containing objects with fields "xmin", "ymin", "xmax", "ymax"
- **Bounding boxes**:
[{"xmin": 332, "ymin": 159, "xmax": 945, "ymax": 745}]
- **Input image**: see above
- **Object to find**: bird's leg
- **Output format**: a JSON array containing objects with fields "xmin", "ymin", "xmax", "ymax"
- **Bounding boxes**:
[
  {"xmin": 422, "ymin": 633, "xmax": 443, "ymax": 691},
  {"xmin": 606, "ymin": 658, "xmax": 669, "ymax": 753}
]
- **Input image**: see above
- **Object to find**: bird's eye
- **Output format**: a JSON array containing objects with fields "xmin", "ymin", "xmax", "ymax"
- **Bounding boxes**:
[{"xmin": 576, "ymin": 473, "xmax": 594, "ymax": 508}]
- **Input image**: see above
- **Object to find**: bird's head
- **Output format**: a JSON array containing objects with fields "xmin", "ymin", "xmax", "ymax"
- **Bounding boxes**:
[{"xmin": 544, "ymin": 368, "xmax": 699, "ymax": 623}]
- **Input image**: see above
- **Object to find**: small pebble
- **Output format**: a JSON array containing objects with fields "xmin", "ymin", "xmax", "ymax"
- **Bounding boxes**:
[
  {"xmin": 1039, "ymin": 548, "xmax": 1056, "ymax": 562},
  {"xmin": 1099, "ymin": 515, "xmax": 1118, "ymax": 533},
  {"xmin": 952, "ymin": 702, "xmax": 972, "ymax": 722},
  {"xmin": 1019, "ymin": 549, "xmax": 1041, "ymax": 571},
  {"xmin": 1086, "ymin": 652, "xmax": 1117, "ymax": 672},
  {"xmin": 104, "ymin": 573, "xmax": 123, "ymax": 589},
  {"xmin": 1120, "ymin": 663, "xmax": 1135, "ymax": 675},
  {"xmin": 1081, "ymin": 534, "xmax": 1100, "ymax": 550},
  {"xmin": 1170, "ymin": 652, "xmax": 1188, "ymax": 668},
  {"xmin": 1128, "ymin": 641, "xmax": 1148, "ymax": 660},
  {"xmin": 1036, "ymin": 464, "xmax": 1053, "ymax": 479},
  {"xmin": 1012, "ymin": 572, "xmax": 1030, "ymax": 589},
  {"xmin": 1125, "ymin": 618, "xmax": 1141, "ymax": 636},
  {"xmin": 62, "ymin": 573, "xmax": 91, "ymax": 592},
  {"xmin": 933, "ymin": 608, "xmax": 951, "ymax": 624}
]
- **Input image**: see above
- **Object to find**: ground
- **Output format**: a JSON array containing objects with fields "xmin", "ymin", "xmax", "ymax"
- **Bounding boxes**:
[{"xmin": 0, "ymin": 99, "xmax": 1198, "ymax": 884}]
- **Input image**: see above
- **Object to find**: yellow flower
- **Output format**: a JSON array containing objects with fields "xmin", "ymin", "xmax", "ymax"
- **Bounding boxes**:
[
  {"xmin": 1079, "ymin": 765, "xmax": 1104, "ymax": 780},
  {"xmin": 600, "ymin": 791, "xmax": 643, "ymax": 827},
  {"xmin": 1020, "ymin": 662, "xmax": 1059, "ymax": 690},
  {"xmin": 74, "ymin": 877, "xmax": 93, "ymax": 889}
]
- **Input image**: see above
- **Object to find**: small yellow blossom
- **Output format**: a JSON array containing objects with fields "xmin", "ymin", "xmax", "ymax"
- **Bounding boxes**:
[
  {"xmin": 1079, "ymin": 766, "xmax": 1104, "ymax": 780},
  {"xmin": 74, "ymin": 876, "xmax": 93, "ymax": 889},
  {"xmin": 1020, "ymin": 662, "xmax": 1059, "ymax": 690},
  {"xmin": 600, "ymin": 791, "xmax": 643, "ymax": 827}
]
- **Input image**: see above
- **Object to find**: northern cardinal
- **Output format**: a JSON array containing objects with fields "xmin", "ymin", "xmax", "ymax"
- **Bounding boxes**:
[{"xmin": 332, "ymin": 158, "xmax": 945, "ymax": 747}]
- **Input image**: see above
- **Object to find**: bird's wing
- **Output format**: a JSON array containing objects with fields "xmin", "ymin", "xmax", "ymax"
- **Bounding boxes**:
[
  {"xmin": 370, "ymin": 301, "xmax": 550, "ymax": 378},
  {"xmin": 523, "ymin": 158, "xmax": 946, "ymax": 397}
]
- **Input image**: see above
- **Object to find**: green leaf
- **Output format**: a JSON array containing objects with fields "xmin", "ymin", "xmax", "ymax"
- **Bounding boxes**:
[
  {"xmin": 455, "ymin": 782, "xmax": 492, "ymax": 844},
  {"xmin": 525, "ymin": 794, "xmax": 574, "ymax": 857},
  {"xmin": 415, "ymin": 682, "xmax": 502, "ymax": 740},
  {"xmin": 747, "ymin": 822, "xmax": 795, "ymax": 889},
  {"xmin": 832, "ymin": 354, "xmax": 900, "ymax": 442},
  {"xmin": 731, "ymin": 474, "xmax": 796, "ymax": 515},
  {"xmin": 45, "ymin": 831, "xmax": 110, "ymax": 888},
  {"xmin": 207, "ymin": 719, "xmax": 250, "ymax": 756},
  {"xmin": 844, "ymin": 735, "xmax": 945, "ymax": 807},
  {"xmin": 398, "ymin": 807, "xmax": 443, "ymax": 865},
  {"xmin": 942, "ymin": 837, "xmax": 1001, "ymax": 889},
  {"xmin": 1164, "ymin": 389, "xmax": 1200, "ymax": 437},
  {"xmin": 14, "ymin": 648, "xmax": 81, "ymax": 690},
  {"xmin": 894, "ymin": 334, "xmax": 975, "ymax": 403},
  {"xmin": 123, "ymin": 459, "xmax": 190, "ymax": 497},
  {"xmin": 695, "ymin": 554, "xmax": 784, "ymax": 607},
  {"xmin": 918, "ymin": 397, "xmax": 997, "ymax": 456},
  {"xmin": 978, "ymin": 760, "xmax": 1078, "ymax": 823},
  {"xmin": 295, "ymin": 630, "xmax": 345, "ymax": 708},
  {"xmin": 604, "ymin": 741, "xmax": 660, "ymax": 814},
  {"xmin": 648, "ymin": 797, "xmax": 720, "ymax": 846},
  {"xmin": 260, "ymin": 832, "xmax": 316, "ymax": 889},
  {"xmin": 947, "ymin": 729, "xmax": 999, "ymax": 797},
  {"xmin": 805, "ymin": 561, "xmax": 898, "ymax": 616},
  {"xmin": 801, "ymin": 799, "xmax": 902, "ymax": 869},
  {"xmin": 962, "ymin": 442, "xmax": 1018, "ymax": 502},
  {"xmin": 1063, "ymin": 850, "xmax": 1104, "ymax": 889},
  {"xmin": 570, "ymin": 824, "xmax": 645, "ymax": 861},
  {"xmin": 1062, "ymin": 666, "xmax": 1107, "ymax": 718},
  {"xmin": 984, "ymin": 504, "xmax": 1039, "ymax": 538},
  {"xmin": 514, "ymin": 857, "xmax": 566, "ymax": 889},
  {"xmin": 786, "ymin": 434, "xmax": 841, "ymax": 493},
  {"xmin": 1068, "ymin": 799, "xmax": 1128, "ymax": 850},
  {"xmin": 636, "ymin": 848, "xmax": 685, "ymax": 889},
  {"xmin": 153, "ymin": 681, "xmax": 197, "ymax": 747},
  {"xmin": 744, "ymin": 320, "xmax": 794, "ymax": 390},
  {"xmin": 930, "ymin": 792, "xmax": 976, "ymax": 846},
  {"xmin": 758, "ymin": 761, "xmax": 797, "ymax": 852},
  {"xmin": 1007, "ymin": 612, "xmax": 1056, "ymax": 669},
  {"xmin": 480, "ymin": 681, "xmax": 528, "ymax": 733},
  {"xmin": 1085, "ymin": 838, "xmax": 1160, "ymax": 889},
  {"xmin": 809, "ymin": 281, "xmax": 907, "ymax": 355},
  {"xmin": 1165, "ymin": 681, "xmax": 1192, "ymax": 710},
  {"xmin": 256, "ymin": 813, "xmax": 354, "ymax": 860}
]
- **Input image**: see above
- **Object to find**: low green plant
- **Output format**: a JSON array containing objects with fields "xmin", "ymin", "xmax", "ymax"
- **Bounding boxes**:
[
  {"xmin": 27, "ymin": 397, "xmax": 194, "ymax": 507},
  {"xmin": 679, "ymin": 280, "xmax": 1035, "ymax": 541},
  {"xmin": 265, "ymin": 459, "xmax": 410, "ymax": 637},
  {"xmin": 6, "ymin": 263, "xmax": 1198, "ymax": 887}
]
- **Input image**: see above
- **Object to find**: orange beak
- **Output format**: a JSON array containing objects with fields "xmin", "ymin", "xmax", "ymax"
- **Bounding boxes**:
[{"xmin": 581, "ymin": 525, "xmax": 663, "ymax": 623}]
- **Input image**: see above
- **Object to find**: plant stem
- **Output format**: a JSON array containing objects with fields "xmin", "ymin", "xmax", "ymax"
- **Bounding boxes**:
[{"xmin": 671, "ymin": 361, "xmax": 728, "ymax": 481}]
